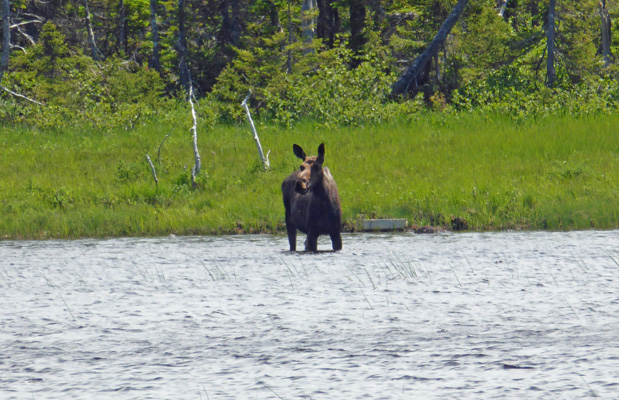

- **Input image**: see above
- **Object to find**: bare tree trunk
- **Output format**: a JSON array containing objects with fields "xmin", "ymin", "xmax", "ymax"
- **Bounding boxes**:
[
  {"xmin": 546, "ymin": 0, "xmax": 556, "ymax": 87},
  {"xmin": 301, "ymin": 0, "xmax": 316, "ymax": 54},
  {"xmin": 0, "ymin": 0, "xmax": 9, "ymax": 87},
  {"xmin": 287, "ymin": 0, "xmax": 292, "ymax": 73},
  {"xmin": 177, "ymin": 0, "xmax": 191, "ymax": 92},
  {"xmin": 1, "ymin": 1, "xmax": 45, "ymax": 106},
  {"xmin": 242, "ymin": 91, "xmax": 270, "ymax": 171},
  {"xmin": 498, "ymin": 0, "xmax": 508, "ymax": 17},
  {"xmin": 118, "ymin": 0, "xmax": 127, "ymax": 52},
  {"xmin": 218, "ymin": 0, "xmax": 241, "ymax": 47},
  {"xmin": 317, "ymin": 0, "xmax": 340, "ymax": 48},
  {"xmin": 391, "ymin": 0, "xmax": 468, "ymax": 97},
  {"xmin": 267, "ymin": 0, "xmax": 280, "ymax": 30},
  {"xmin": 149, "ymin": 0, "xmax": 161, "ymax": 71},
  {"xmin": 599, "ymin": 0, "xmax": 612, "ymax": 66},
  {"xmin": 188, "ymin": 85, "xmax": 201, "ymax": 188},
  {"xmin": 83, "ymin": 0, "xmax": 103, "ymax": 61},
  {"xmin": 145, "ymin": 155, "xmax": 159, "ymax": 187},
  {"xmin": 349, "ymin": 0, "xmax": 366, "ymax": 67}
]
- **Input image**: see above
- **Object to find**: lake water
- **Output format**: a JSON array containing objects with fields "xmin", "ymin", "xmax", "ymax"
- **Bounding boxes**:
[{"xmin": 1, "ymin": 231, "xmax": 618, "ymax": 399}]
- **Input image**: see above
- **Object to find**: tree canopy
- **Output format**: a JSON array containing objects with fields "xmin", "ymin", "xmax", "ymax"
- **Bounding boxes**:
[{"xmin": 1, "ymin": 0, "xmax": 619, "ymax": 128}]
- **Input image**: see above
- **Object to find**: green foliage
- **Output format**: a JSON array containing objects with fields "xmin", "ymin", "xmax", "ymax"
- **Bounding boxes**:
[
  {"xmin": 2, "ymin": 114, "xmax": 618, "ymax": 239},
  {"xmin": 3, "ymin": 23, "xmax": 167, "ymax": 130}
]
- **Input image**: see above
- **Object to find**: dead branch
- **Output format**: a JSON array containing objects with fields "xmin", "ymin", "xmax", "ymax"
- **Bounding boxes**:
[
  {"xmin": 241, "ymin": 90, "xmax": 270, "ymax": 171},
  {"xmin": 10, "ymin": 20, "xmax": 44, "ymax": 29},
  {"xmin": 0, "ymin": 85, "xmax": 46, "ymax": 105},
  {"xmin": 145, "ymin": 155, "xmax": 159, "ymax": 186},
  {"xmin": 157, "ymin": 129, "xmax": 172, "ymax": 165},
  {"xmin": 391, "ymin": 0, "xmax": 469, "ymax": 97}
]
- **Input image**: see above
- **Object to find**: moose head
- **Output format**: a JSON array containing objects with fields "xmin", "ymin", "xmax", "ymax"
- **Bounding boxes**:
[{"xmin": 293, "ymin": 143, "xmax": 325, "ymax": 195}]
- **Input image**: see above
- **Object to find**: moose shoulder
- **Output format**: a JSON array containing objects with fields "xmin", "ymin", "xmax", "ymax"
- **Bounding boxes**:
[{"xmin": 281, "ymin": 143, "xmax": 342, "ymax": 252}]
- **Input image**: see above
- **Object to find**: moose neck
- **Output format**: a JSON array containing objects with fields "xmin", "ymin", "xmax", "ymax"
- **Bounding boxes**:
[{"xmin": 309, "ymin": 168, "xmax": 326, "ymax": 196}]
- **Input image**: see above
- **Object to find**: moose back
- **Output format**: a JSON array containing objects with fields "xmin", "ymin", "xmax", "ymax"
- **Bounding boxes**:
[{"xmin": 281, "ymin": 143, "xmax": 342, "ymax": 252}]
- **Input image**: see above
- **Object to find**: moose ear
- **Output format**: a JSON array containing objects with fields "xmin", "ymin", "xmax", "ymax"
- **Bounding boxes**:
[
  {"xmin": 293, "ymin": 144, "xmax": 306, "ymax": 160},
  {"xmin": 316, "ymin": 143, "xmax": 325, "ymax": 164}
]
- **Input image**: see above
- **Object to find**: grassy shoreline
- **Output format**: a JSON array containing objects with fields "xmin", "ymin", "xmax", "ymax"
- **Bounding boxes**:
[{"xmin": 2, "ymin": 112, "xmax": 618, "ymax": 240}]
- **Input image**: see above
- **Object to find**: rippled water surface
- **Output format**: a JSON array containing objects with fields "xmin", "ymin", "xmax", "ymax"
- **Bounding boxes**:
[{"xmin": 1, "ymin": 231, "xmax": 619, "ymax": 399}]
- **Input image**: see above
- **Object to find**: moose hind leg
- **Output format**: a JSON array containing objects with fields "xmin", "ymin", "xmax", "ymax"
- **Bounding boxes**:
[{"xmin": 330, "ymin": 232, "xmax": 342, "ymax": 251}]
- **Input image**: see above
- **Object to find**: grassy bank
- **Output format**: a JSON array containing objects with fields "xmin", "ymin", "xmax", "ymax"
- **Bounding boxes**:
[{"xmin": 1, "ymin": 112, "xmax": 618, "ymax": 239}]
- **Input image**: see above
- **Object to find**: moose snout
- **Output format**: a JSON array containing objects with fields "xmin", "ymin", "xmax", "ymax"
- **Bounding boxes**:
[{"xmin": 295, "ymin": 178, "xmax": 309, "ymax": 194}]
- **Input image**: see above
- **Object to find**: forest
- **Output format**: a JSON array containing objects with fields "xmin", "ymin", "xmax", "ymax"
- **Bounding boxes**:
[{"xmin": 1, "ymin": 0, "xmax": 619, "ymax": 129}]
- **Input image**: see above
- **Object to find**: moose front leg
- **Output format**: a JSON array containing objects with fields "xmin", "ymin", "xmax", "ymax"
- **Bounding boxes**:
[
  {"xmin": 285, "ymin": 214, "xmax": 297, "ymax": 251},
  {"xmin": 305, "ymin": 231, "xmax": 319, "ymax": 252}
]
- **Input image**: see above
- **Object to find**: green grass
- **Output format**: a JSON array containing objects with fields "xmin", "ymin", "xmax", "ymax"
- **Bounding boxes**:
[{"xmin": 1, "ymin": 112, "xmax": 618, "ymax": 239}]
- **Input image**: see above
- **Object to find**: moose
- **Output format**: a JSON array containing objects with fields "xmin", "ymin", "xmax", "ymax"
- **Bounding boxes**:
[{"xmin": 282, "ymin": 143, "xmax": 342, "ymax": 252}]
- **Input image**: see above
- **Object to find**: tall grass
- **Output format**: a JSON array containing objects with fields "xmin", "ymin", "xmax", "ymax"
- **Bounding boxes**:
[{"xmin": 1, "ymin": 112, "xmax": 618, "ymax": 239}]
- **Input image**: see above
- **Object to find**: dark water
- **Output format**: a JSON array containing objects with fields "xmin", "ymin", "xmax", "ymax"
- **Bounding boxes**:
[{"xmin": 1, "ymin": 231, "xmax": 618, "ymax": 399}]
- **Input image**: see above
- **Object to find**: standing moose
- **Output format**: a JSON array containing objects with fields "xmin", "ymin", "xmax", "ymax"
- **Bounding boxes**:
[{"xmin": 282, "ymin": 143, "xmax": 342, "ymax": 252}]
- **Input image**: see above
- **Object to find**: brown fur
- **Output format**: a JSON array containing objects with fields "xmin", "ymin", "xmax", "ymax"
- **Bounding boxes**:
[{"xmin": 281, "ymin": 143, "xmax": 342, "ymax": 252}]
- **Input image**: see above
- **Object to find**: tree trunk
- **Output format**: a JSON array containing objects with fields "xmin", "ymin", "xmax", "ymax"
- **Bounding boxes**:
[
  {"xmin": 83, "ymin": 0, "xmax": 103, "ymax": 61},
  {"xmin": 366, "ymin": 0, "xmax": 385, "ymax": 27},
  {"xmin": 218, "ymin": 0, "xmax": 242, "ymax": 47},
  {"xmin": 118, "ymin": 0, "xmax": 126, "ymax": 52},
  {"xmin": 0, "ymin": 0, "xmax": 9, "ymax": 87},
  {"xmin": 498, "ymin": 0, "xmax": 508, "ymax": 18},
  {"xmin": 599, "ymin": 1, "xmax": 612, "ymax": 66},
  {"xmin": 301, "ymin": 0, "xmax": 316, "ymax": 54},
  {"xmin": 546, "ymin": 0, "xmax": 556, "ymax": 87},
  {"xmin": 349, "ymin": 0, "xmax": 366, "ymax": 67},
  {"xmin": 177, "ymin": 0, "xmax": 191, "ymax": 92},
  {"xmin": 266, "ymin": 0, "xmax": 280, "ymax": 31},
  {"xmin": 317, "ymin": 0, "xmax": 340, "ymax": 48},
  {"xmin": 149, "ymin": 0, "xmax": 161, "ymax": 71},
  {"xmin": 287, "ymin": 0, "xmax": 292, "ymax": 73},
  {"xmin": 391, "ymin": 0, "xmax": 469, "ymax": 97}
]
